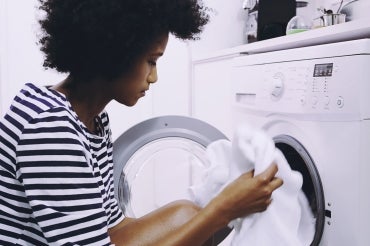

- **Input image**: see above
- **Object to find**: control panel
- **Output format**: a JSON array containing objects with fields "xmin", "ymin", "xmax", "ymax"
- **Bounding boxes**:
[{"xmin": 232, "ymin": 54, "xmax": 370, "ymax": 120}]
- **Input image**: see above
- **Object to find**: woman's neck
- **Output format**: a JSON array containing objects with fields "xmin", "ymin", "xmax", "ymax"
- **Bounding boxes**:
[{"xmin": 51, "ymin": 75, "xmax": 112, "ymax": 133}]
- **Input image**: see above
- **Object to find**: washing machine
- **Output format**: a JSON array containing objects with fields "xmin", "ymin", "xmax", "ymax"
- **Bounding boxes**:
[
  {"xmin": 112, "ymin": 38, "xmax": 370, "ymax": 245},
  {"xmin": 231, "ymin": 38, "xmax": 370, "ymax": 245}
]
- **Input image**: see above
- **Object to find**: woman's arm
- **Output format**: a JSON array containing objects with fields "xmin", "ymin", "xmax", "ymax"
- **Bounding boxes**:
[{"xmin": 109, "ymin": 164, "xmax": 283, "ymax": 246}]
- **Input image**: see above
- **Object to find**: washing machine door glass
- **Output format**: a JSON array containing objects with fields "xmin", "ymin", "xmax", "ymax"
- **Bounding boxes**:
[
  {"xmin": 113, "ymin": 115, "xmax": 228, "ymax": 218},
  {"xmin": 120, "ymin": 137, "xmax": 207, "ymax": 217}
]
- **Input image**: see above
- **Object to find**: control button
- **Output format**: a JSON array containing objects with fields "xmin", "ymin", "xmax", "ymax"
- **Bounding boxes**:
[
  {"xmin": 270, "ymin": 73, "xmax": 285, "ymax": 100},
  {"xmin": 324, "ymin": 96, "xmax": 330, "ymax": 105},
  {"xmin": 300, "ymin": 95, "xmax": 306, "ymax": 105},
  {"xmin": 337, "ymin": 96, "xmax": 344, "ymax": 108}
]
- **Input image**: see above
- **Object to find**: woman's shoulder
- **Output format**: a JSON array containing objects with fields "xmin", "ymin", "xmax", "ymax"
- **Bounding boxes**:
[
  {"xmin": 12, "ymin": 83, "xmax": 71, "ymax": 116},
  {"xmin": 3, "ymin": 83, "xmax": 79, "ymax": 133}
]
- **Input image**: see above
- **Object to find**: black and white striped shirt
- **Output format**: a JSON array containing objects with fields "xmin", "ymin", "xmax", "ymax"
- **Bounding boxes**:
[{"xmin": 0, "ymin": 83, "xmax": 124, "ymax": 245}]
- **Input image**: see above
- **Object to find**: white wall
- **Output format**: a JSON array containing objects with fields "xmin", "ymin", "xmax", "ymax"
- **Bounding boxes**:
[{"xmin": 0, "ymin": 0, "xmax": 65, "ymax": 116}]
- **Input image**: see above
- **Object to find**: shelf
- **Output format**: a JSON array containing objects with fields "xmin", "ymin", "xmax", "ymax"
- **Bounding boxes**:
[
  {"xmin": 192, "ymin": 17, "xmax": 370, "ymax": 61},
  {"xmin": 236, "ymin": 17, "xmax": 370, "ymax": 54}
]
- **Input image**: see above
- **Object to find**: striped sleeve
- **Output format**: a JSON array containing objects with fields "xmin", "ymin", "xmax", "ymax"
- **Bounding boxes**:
[{"xmin": 15, "ymin": 108, "xmax": 112, "ymax": 246}]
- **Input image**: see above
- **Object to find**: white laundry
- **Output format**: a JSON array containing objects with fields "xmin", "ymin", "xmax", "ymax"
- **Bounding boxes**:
[{"xmin": 189, "ymin": 124, "xmax": 315, "ymax": 246}]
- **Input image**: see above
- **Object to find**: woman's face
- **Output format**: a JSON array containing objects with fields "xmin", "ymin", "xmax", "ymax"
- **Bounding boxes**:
[{"xmin": 111, "ymin": 33, "xmax": 169, "ymax": 106}]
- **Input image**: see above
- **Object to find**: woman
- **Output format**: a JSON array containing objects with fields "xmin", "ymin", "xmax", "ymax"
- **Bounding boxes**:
[{"xmin": 0, "ymin": 0, "xmax": 283, "ymax": 245}]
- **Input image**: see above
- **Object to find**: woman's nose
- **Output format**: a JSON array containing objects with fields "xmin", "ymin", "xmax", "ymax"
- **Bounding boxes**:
[{"xmin": 148, "ymin": 68, "xmax": 158, "ymax": 83}]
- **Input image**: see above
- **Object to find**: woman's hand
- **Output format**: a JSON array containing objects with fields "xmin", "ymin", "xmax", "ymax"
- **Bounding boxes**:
[{"xmin": 210, "ymin": 163, "xmax": 283, "ymax": 225}]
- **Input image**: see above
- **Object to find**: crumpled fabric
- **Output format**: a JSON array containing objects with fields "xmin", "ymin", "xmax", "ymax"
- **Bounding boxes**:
[{"xmin": 189, "ymin": 124, "xmax": 315, "ymax": 245}]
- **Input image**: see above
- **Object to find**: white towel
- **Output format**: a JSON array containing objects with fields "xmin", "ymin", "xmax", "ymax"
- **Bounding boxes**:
[{"xmin": 190, "ymin": 124, "xmax": 315, "ymax": 245}]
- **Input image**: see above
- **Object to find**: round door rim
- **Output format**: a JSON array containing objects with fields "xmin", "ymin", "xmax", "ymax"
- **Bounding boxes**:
[
  {"xmin": 112, "ymin": 115, "xmax": 230, "ymax": 245},
  {"xmin": 113, "ymin": 115, "xmax": 229, "ymax": 199}
]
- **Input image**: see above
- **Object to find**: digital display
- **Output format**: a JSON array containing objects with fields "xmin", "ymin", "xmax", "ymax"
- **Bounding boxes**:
[{"xmin": 313, "ymin": 63, "xmax": 333, "ymax": 77}]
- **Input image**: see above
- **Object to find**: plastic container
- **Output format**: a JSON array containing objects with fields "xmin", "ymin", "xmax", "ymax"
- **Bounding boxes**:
[{"xmin": 286, "ymin": 15, "xmax": 312, "ymax": 35}]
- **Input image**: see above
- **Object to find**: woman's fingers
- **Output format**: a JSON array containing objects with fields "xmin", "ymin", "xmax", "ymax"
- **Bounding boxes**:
[
  {"xmin": 270, "ymin": 177, "xmax": 284, "ymax": 190},
  {"xmin": 219, "ymin": 162, "xmax": 284, "ymax": 220},
  {"xmin": 257, "ymin": 163, "xmax": 279, "ymax": 181},
  {"xmin": 254, "ymin": 164, "xmax": 284, "ymax": 199}
]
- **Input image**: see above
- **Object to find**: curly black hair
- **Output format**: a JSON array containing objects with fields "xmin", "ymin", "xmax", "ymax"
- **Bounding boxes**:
[{"xmin": 37, "ymin": 0, "xmax": 209, "ymax": 81}]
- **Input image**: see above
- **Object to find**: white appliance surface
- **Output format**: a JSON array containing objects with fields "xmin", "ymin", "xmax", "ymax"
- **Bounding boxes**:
[{"xmin": 231, "ymin": 38, "xmax": 370, "ymax": 245}]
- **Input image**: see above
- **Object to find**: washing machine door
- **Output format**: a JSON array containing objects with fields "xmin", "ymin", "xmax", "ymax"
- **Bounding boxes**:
[{"xmin": 113, "ymin": 115, "xmax": 228, "ymax": 222}]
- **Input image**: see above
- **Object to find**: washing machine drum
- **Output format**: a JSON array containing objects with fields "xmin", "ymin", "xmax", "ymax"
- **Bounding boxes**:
[
  {"xmin": 274, "ymin": 135, "xmax": 325, "ymax": 246},
  {"xmin": 113, "ymin": 115, "xmax": 231, "ymax": 243}
]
